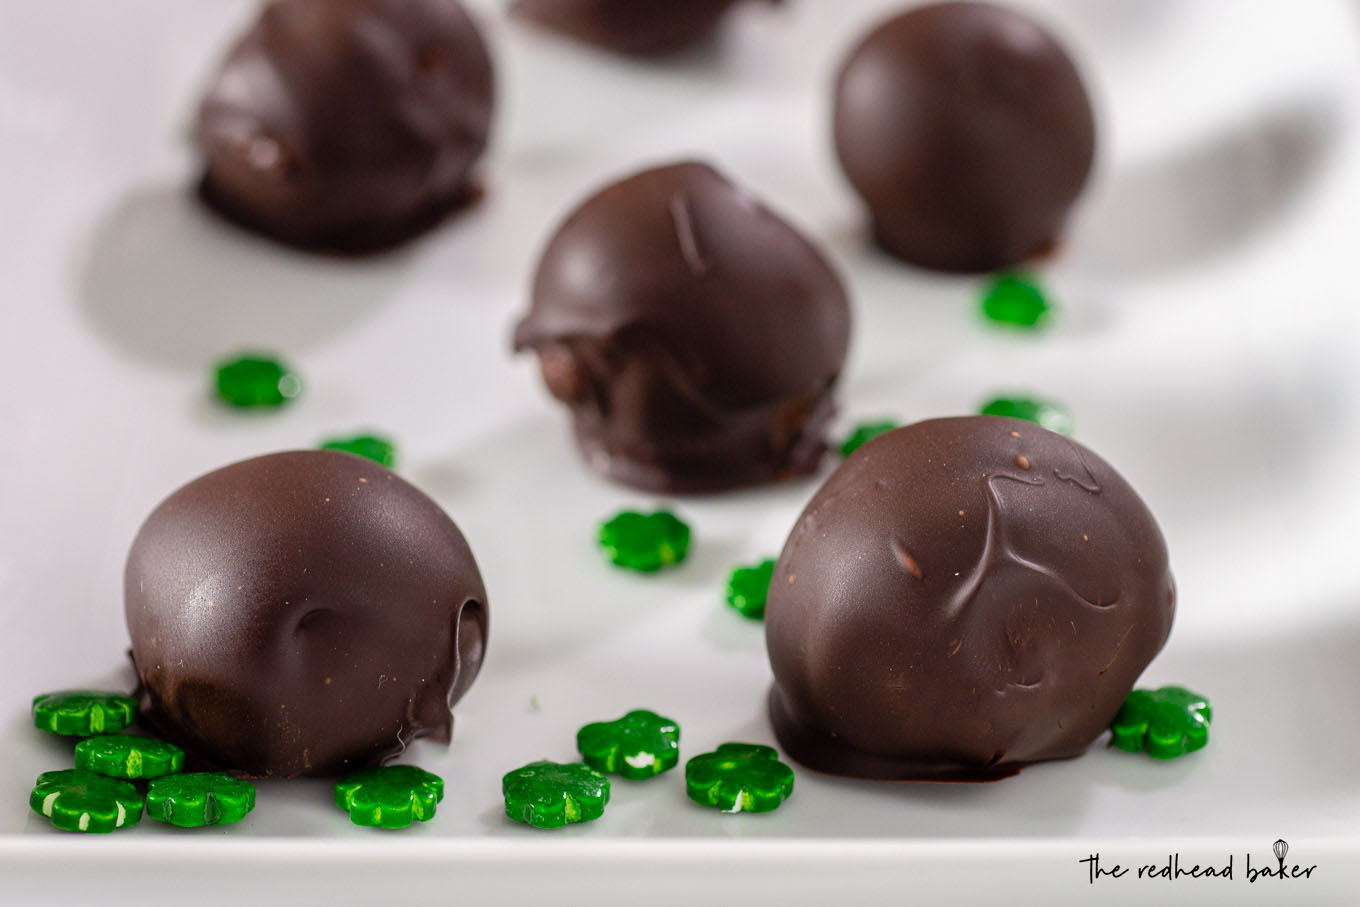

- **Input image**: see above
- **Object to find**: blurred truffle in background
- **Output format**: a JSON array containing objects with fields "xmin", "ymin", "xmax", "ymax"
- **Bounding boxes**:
[
  {"xmin": 511, "ymin": 0, "xmax": 778, "ymax": 56},
  {"xmin": 514, "ymin": 161, "xmax": 851, "ymax": 494},
  {"xmin": 834, "ymin": 1, "xmax": 1096, "ymax": 273},
  {"xmin": 196, "ymin": 0, "xmax": 495, "ymax": 253}
]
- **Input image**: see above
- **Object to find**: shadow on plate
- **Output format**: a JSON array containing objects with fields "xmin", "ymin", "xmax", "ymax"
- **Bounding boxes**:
[
  {"xmin": 1067, "ymin": 97, "xmax": 1342, "ymax": 280},
  {"xmin": 77, "ymin": 184, "xmax": 406, "ymax": 372}
]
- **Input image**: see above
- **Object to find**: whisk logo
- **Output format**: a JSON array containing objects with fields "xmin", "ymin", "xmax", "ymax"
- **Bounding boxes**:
[
  {"xmin": 1246, "ymin": 838, "xmax": 1317, "ymax": 883},
  {"xmin": 1079, "ymin": 839, "xmax": 1317, "ymax": 885}
]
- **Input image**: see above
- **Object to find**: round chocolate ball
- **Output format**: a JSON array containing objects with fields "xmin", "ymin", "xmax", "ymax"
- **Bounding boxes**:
[
  {"xmin": 513, "ymin": 161, "xmax": 851, "ymax": 494},
  {"xmin": 125, "ymin": 451, "xmax": 488, "ymax": 778},
  {"xmin": 833, "ymin": 2, "xmax": 1096, "ymax": 273},
  {"xmin": 197, "ymin": 0, "xmax": 494, "ymax": 253},
  {"xmin": 765, "ymin": 416, "xmax": 1173, "ymax": 780},
  {"xmin": 511, "ymin": 0, "xmax": 773, "ymax": 56}
]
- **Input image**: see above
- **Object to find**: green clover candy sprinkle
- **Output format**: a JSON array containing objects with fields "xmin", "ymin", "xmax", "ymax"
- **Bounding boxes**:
[
  {"xmin": 685, "ymin": 743, "xmax": 794, "ymax": 814},
  {"xmin": 839, "ymin": 420, "xmax": 900, "ymax": 458},
  {"xmin": 30, "ymin": 770, "xmax": 143, "ymax": 833},
  {"xmin": 319, "ymin": 433, "xmax": 398, "ymax": 468},
  {"xmin": 32, "ymin": 690, "xmax": 138, "ymax": 737},
  {"xmin": 75, "ymin": 735, "xmax": 185, "ymax": 780},
  {"xmin": 577, "ymin": 710, "xmax": 680, "ymax": 780},
  {"xmin": 725, "ymin": 558, "xmax": 776, "ymax": 620},
  {"xmin": 980, "ymin": 273, "xmax": 1052, "ymax": 329},
  {"xmin": 1110, "ymin": 686, "xmax": 1212, "ymax": 759},
  {"xmin": 503, "ymin": 761, "xmax": 610, "ymax": 830},
  {"xmin": 147, "ymin": 773, "xmax": 256, "ymax": 828},
  {"xmin": 979, "ymin": 396, "xmax": 1073, "ymax": 436},
  {"xmin": 598, "ymin": 509, "xmax": 691, "ymax": 572},
  {"xmin": 335, "ymin": 765, "xmax": 445, "ymax": 829},
  {"xmin": 213, "ymin": 353, "xmax": 302, "ymax": 408}
]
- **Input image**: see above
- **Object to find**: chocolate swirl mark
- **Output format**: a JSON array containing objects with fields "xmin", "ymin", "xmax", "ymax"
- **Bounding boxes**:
[
  {"xmin": 1054, "ymin": 439, "xmax": 1102, "ymax": 493},
  {"xmin": 668, "ymin": 192, "xmax": 710, "ymax": 278},
  {"xmin": 945, "ymin": 471, "xmax": 1120, "ymax": 623}
]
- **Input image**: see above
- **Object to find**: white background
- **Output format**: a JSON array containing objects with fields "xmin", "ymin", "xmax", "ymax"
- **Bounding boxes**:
[{"xmin": 1, "ymin": 0, "xmax": 1358, "ymax": 902}]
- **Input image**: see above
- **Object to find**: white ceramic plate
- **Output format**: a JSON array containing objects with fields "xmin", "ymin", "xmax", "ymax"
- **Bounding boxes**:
[{"xmin": 2, "ymin": 0, "xmax": 1358, "ymax": 902}]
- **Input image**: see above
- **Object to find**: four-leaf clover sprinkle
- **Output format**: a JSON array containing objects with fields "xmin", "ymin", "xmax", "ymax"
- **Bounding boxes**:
[
  {"xmin": 319, "ymin": 433, "xmax": 398, "ymax": 468},
  {"xmin": 147, "ymin": 773, "xmax": 256, "ymax": 828},
  {"xmin": 1110, "ymin": 686, "xmax": 1212, "ymax": 759},
  {"xmin": 979, "ymin": 396, "xmax": 1073, "ymax": 436},
  {"xmin": 598, "ymin": 510, "xmax": 691, "ymax": 572},
  {"xmin": 75, "ymin": 735, "xmax": 185, "ymax": 780},
  {"xmin": 503, "ymin": 761, "xmax": 610, "ymax": 830},
  {"xmin": 334, "ymin": 765, "xmax": 445, "ymax": 829},
  {"xmin": 213, "ymin": 353, "xmax": 302, "ymax": 408},
  {"xmin": 725, "ymin": 559, "xmax": 776, "ymax": 620},
  {"xmin": 30, "ymin": 769, "xmax": 143, "ymax": 833},
  {"xmin": 685, "ymin": 743, "xmax": 794, "ymax": 814},
  {"xmin": 980, "ymin": 273, "xmax": 1052, "ymax": 329},
  {"xmin": 32, "ymin": 690, "xmax": 138, "ymax": 737},
  {"xmin": 577, "ymin": 710, "xmax": 681, "ymax": 780},
  {"xmin": 839, "ymin": 420, "xmax": 900, "ymax": 458}
]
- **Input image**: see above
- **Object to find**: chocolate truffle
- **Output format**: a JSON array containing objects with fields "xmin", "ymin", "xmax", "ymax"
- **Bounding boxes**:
[
  {"xmin": 511, "ymin": 0, "xmax": 774, "ymax": 56},
  {"xmin": 833, "ymin": 2, "xmax": 1096, "ymax": 272},
  {"xmin": 514, "ymin": 161, "xmax": 851, "ymax": 494},
  {"xmin": 125, "ymin": 451, "xmax": 488, "ymax": 778},
  {"xmin": 196, "ymin": 0, "xmax": 494, "ymax": 253},
  {"xmin": 765, "ymin": 416, "xmax": 1173, "ymax": 781}
]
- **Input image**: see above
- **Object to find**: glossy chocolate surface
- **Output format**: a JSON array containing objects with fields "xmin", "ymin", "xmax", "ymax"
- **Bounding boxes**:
[
  {"xmin": 125, "ymin": 451, "xmax": 488, "ymax": 778},
  {"xmin": 197, "ymin": 0, "xmax": 494, "ymax": 253},
  {"xmin": 511, "ymin": 0, "xmax": 774, "ymax": 56},
  {"xmin": 765, "ymin": 416, "xmax": 1173, "ymax": 780},
  {"xmin": 833, "ymin": 2, "xmax": 1095, "ymax": 272},
  {"xmin": 514, "ymin": 161, "xmax": 851, "ymax": 493}
]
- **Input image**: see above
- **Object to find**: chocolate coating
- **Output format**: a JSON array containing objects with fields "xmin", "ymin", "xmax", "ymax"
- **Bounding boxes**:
[
  {"xmin": 514, "ymin": 161, "xmax": 851, "ymax": 493},
  {"xmin": 196, "ymin": 0, "xmax": 494, "ymax": 253},
  {"xmin": 511, "ymin": 0, "xmax": 775, "ymax": 56},
  {"xmin": 765, "ymin": 417, "xmax": 1173, "ymax": 781},
  {"xmin": 125, "ymin": 451, "xmax": 488, "ymax": 779},
  {"xmin": 833, "ymin": 2, "xmax": 1096, "ymax": 273}
]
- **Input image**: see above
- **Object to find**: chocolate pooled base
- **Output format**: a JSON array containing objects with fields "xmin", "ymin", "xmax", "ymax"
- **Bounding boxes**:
[
  {"xmin": 765, "ymin": 416, "xmax": 1174, "ymax": 781},
  {"xmin": 125, "ymin": 451, "xmax": 488, "ymax": 779},
  {"xmin": 511, "ymin": 0, "xmax": 778, "ymax": 57},
  {"xmin": 196, "ymin": 0, "xmax": 494, "ymax": 254},
  {"xmin": 833, "ymin": 2, "xmax": 1096, "ymax": 273},
  {"xmin": 514, "ymin": 161, "xmax": 851, "ymax": 494}
]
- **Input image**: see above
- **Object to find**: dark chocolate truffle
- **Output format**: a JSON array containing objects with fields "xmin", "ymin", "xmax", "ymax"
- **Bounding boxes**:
[
  {"xmin": 833, "ymin": 2, "xmax": 1096, "ymax": 273},
  {"xmin": 765, "ymin": 416, "xmax": 1173, "ymax": 781},
  {"xmin": 125, "ymin": 451, "xmax": 488, "ymax": 779},
  {"xmin": 511, "ymin": 0, "xmax": 774, "ymax": 56},
  {"xmin": 514, "ymin": 161, "xmax": 851, "ymax": 494},
  {"xmin": 197, "ymin": 0, "xmax": 494, "ymax": 253}
]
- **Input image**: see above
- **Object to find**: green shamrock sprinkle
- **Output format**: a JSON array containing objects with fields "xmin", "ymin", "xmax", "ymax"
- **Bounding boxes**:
[
  {"xmin": 32, "ymin": 690, "xmax": 138, "ymax": 737},
  {"xmin": 980, "ymin": 273, "xmax": 1051, "ymax": 329},
  {"xmin": 839, "ymin": 420, "xmax": 900, "ymax": 458},
  {"xmin": 598, "ymin": 509, "xmax": 691, "ymax": 572},
  {"xmin": 319, "ymin": 433, "xmax": 398, "ymax": 468},
  {"xmin": 1110, "ymin": 686, "xmax": 1212, "ymax": 759},
  {"xmin": 30, "ymin": 770, "xmax": 143, "ymax": 833},
  {"xmin": 577, "ymin": 710, "xmax": 681, "ymax": 780},
  {"xmin": 213, "ymin": 353, "xmax": 302, "ymax": 408},
  {"xmin": 75, "ymin": 735, "xmax": 185, "ymax": 780},
  {"xmin": 335, "ymin": 765, "xmax": 445, "ymax": 829},
  {"xmin": 979, "ymin": 396, "xmax": 1074, "ymax": 435},
  {"xmin": 725, "ymin": 559, "xmax": 776, "ymax": 620},
  {"xmin": 147, "ymin": 773, "xmax": 256, "ymax": 828},
  {"xmin": 502, "ymin": 761, "xmax": 610, "ymax": 830},
  {"xmin": 685, "ymin": 743, "xmax": 794, "ymax": 814}
]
